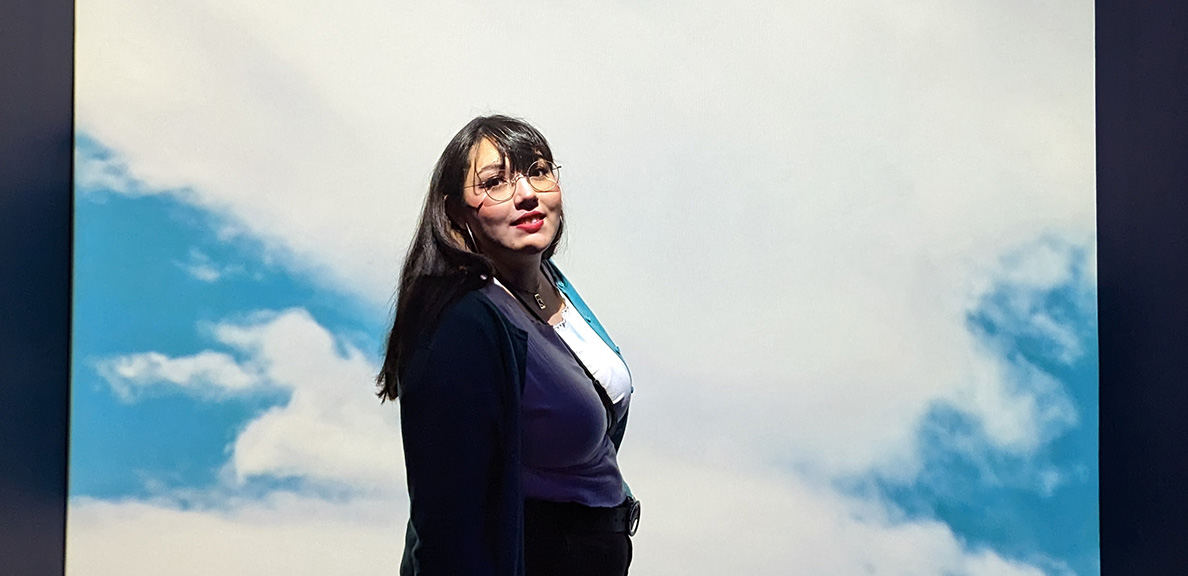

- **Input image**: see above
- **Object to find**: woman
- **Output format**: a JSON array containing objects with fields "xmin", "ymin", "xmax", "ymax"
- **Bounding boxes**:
[{"xmin": 378, "ymin": 115, "xmax": 637, "ymax": 576}]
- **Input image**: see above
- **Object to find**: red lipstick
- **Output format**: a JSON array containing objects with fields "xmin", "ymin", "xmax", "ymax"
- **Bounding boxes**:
[{"xmin": 513, "ymin": 211, "xmax": 544, "ymax": 233}]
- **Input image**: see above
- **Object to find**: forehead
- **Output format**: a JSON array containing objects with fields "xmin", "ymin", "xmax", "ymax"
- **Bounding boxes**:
[{"xmin": 469, "ymin": 139, "xmax": 506, "ymax": 173}]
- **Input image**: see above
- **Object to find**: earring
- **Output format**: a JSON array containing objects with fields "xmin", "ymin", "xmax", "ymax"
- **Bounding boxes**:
[{"xmin": 464, "ymin": 222, "xmax": 480, "ymax": 252}]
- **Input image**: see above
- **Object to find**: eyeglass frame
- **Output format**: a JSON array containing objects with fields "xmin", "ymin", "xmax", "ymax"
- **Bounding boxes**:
[{"xmin": 465, "ymin": 159, "xmax": 562, "ymax": 203}]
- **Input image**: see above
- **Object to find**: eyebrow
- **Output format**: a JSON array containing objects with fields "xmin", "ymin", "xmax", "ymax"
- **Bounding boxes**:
[{"xmin": 477, "ymin": 160, "xmax": 507, "ymax": 173}]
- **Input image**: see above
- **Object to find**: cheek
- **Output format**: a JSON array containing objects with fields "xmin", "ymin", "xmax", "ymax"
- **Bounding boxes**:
[
  {"xmin": 475, "ymin": 204, "xmax": 511, "ymax": 233},
  {"xmin": 544, "ymin": 193, "xmax": 563, "ymax": 216}
]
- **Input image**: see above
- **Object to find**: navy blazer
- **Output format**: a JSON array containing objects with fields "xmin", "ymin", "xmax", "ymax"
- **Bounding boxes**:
[
  {"xmin": 399, "ymin": 289, "xmax": 527, "ymax": 576},
  {"xmin": 397, "ymin": 265, "xmax": 631, "ymax": 576}
]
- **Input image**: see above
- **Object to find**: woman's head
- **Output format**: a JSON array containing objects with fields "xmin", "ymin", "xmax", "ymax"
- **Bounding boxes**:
[
  {"xmin": 378, "ymin": 115, "xmax": 563, "ymax": 400},
  {"xmin": 428, "ymin": 115, "xmax": 564, "ymax": 267},
  {"xmin": 452, "ymin": 137, "xmax": 564, "ymax": 263}
]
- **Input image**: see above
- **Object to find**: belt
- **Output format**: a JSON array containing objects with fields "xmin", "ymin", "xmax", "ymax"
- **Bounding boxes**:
[{"xmin": 524, "ymin": 497, "xmax": 641, "ymax": 537}]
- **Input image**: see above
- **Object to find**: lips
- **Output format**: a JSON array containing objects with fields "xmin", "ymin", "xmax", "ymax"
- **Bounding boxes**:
[
  {"xmin": 512, "ymin": 211, "xmax": 544, "ymax": 226},
  {"xmin": 513, "ymin": 211, "xmax": 545, "ymax": 233}
]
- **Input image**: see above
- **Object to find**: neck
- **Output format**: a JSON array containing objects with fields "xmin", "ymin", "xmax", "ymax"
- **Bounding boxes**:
[{"xmin": 491, "ymin": 254, "xmax": 544, "ymax": 293}]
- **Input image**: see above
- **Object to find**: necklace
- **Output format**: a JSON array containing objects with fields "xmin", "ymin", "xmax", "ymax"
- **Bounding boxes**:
[{"xmin": 504, "ymin": 275, "xmax": 547, "ymax": 310}]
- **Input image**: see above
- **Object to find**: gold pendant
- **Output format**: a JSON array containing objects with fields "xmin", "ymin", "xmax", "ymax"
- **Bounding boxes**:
[{"xmin": 533, "ymin": 293, "xmax": 546, "ymax": 309}]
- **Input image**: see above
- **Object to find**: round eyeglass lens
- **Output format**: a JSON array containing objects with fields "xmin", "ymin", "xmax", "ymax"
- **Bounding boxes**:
[
  {"xmin": 486, "ymin": 181, "xmax": 513, "ymax": 202},
  {"xmin": 527, "ymin": 160, "xmax": 560, "ymax": 192}
]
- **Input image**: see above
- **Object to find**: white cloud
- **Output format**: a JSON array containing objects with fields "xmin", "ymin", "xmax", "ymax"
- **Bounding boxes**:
[
  {"xmin": 72, "ymin": 311, "xmax": 413, "ymax": 574},
  {"xmin": 67, "ymin": 447, "xmax": 1067, "ymax": 576},
  {"xmin": 95, "ymin": 309, "xmax": 403, "ymax": 490},
  {"xmin": 96, "ymin": 350, "xmax": 259, "ymax": 401},
  {"xmin": 617, "ymin": 447, "xmax": 1066, "ymax": 576},
  {"xmin": 211, "ymin": 309, "xmax": 403, "ymax": 490},
  {"xmin": 75, "ymin": 0, "xmax": 1094, "ymax": 302},
  {"xmin": 74, "ymin": 150, "xmax": 137, "ymax": 196},
  {"xmin": 951, "ymin": 353, "xmax": 1078, "ymax": 456},
  {"xmin": 174, "ymin": 248, "xmax": 246, "ymax": 283},
  {"xmin": 972, "ymin": 240, "xmax": 1093, "ymax": 367},
  {"xmin": 187, "ymin": 263, "xmax": 223, "ymax": 282},
  {"xmin": 611, "ymin": 238, "xmax": 1089, "ymax": 483},
  {"xmin": 66, "ymin": 493, "xmax": 405, "ymax": 576}
]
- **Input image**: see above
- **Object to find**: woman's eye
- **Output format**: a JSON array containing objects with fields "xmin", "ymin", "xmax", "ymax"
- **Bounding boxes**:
[{"xmin": 480, "ymin": 176, "xmax": 506, "ymax": 189}]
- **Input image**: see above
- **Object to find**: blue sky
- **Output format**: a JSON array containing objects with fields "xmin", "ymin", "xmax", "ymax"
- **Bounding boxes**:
[
  {"xmin": 69, "ymin": 1, "xmax": 1096, "ymax": 574},
  {"xmin": 71, "ymin": 136, "xmax": 384, "ymax": 500}
]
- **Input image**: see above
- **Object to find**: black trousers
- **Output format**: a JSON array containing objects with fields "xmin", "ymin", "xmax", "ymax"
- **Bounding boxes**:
[{"xmin": 524, "ymin": 502, "xmax": 633, "ymax": 576}]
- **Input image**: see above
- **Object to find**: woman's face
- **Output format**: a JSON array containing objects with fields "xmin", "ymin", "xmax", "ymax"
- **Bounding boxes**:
[{"xmin": 457, "ymin": 138, "xmax": 562, "ymax": 260}]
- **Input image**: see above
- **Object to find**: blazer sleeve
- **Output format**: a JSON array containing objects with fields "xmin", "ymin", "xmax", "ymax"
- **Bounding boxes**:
[{"xmin": 398, "ymin": 297, "xmax": 524, "ymax": 576}]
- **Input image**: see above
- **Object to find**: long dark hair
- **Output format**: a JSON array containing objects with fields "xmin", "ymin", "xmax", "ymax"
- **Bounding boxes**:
[{"xmin": 377, "ymin": 115, "xmax": 563, "ymax": 401}]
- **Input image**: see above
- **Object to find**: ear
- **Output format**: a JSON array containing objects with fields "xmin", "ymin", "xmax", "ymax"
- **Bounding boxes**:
[{"xmin": 443, "ymin": 196, "xmax": 480, "ymax": 252}]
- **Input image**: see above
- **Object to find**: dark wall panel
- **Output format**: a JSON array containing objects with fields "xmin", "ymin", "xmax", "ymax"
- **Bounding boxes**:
[
  {"xmin": 0, "ymin": 0, "xmax": 74, "ymax": 575},
  {"xmin": 1097, "ymin": 0, "xmax": 1188, "ymax": 574}
]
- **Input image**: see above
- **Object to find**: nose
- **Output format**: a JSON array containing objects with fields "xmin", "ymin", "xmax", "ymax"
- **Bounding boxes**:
[{"xmin": 510, "ymin": 174, "xmax": 538, "ymax": 203}]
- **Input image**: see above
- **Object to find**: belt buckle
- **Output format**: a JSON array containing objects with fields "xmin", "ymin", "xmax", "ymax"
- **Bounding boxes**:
[{"xmin": 625, "ymin": 498, "xmax": 641, "ymax": 537}]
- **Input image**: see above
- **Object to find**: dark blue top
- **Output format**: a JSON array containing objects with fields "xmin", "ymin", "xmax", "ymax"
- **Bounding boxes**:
[{"xmin": 478, "ymin": 283, "xmax": 625, "ymax": 507}]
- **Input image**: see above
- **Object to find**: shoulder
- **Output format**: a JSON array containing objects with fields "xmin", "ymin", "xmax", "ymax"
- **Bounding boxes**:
[
  {"xmin": 435, "ymin": 288, "xmax": 504, "ymax": 330},
  {"xmin": 401, "ymin": 287, "xmax": 527, "ymax": 398},
  {"xmin": 418, "ymin": 287, "xmax": 522, "ymax": 354}
]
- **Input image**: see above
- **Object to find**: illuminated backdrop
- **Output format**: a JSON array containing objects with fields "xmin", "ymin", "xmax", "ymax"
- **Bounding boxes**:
[{"xmin": 69, "ymin": 1, "xmax": 1097, "ymax": 574}]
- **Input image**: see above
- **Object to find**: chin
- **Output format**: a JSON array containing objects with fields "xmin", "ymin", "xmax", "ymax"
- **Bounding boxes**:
[
  {"xmin": 517, "ymin": 231, "xmax": 556, "ymax": 253},
  {"xmin": 515, "ymin": 243, "xmax": 549, "ymax": 255}
]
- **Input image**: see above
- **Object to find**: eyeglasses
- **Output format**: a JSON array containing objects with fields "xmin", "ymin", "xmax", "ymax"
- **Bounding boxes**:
[{"xmin": 467, "ymin": 159, "xmax": 561, "ymax": 203}]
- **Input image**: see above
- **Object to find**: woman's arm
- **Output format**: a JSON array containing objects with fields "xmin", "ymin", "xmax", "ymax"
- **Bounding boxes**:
[{"xmin": 398, "ymin": 295, "xmax": 524, "ymax": 576}]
